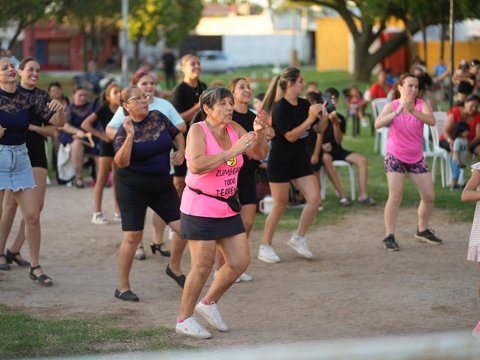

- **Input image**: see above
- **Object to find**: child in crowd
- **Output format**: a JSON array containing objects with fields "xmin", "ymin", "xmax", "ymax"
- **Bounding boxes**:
[
  {"xmin": 461, "ymin": 161, "xmax": 480, "ymax": 337},
  {"xmin": 346, "ymin": 84, "xmax": 368, "ymax": 128},
  {"xmin": 451, "ymin": 122, "xmax": 469, "ymax": 190}
]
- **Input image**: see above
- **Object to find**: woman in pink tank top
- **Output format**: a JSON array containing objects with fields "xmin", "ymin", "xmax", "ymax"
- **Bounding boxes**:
[
  {"xmin": 176, "ymin": 87, "xmax": 270, "ymax": 339},
  {"xmin": 375, "ymin": 73, "xmax": 443, "ymax": 251}
]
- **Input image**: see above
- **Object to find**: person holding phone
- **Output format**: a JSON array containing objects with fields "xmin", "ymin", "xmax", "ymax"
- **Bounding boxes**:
[{"xmin": 258, "ymin": 67, "xmax": 326, "ymax": 263}]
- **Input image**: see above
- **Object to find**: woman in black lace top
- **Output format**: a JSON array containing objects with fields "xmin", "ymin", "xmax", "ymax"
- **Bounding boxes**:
[
  {"xmin": 112, "ymin": 85, "xmax": 186, "ymax": 301},
  {"xmin": 0, "ymin": 56, "xmax": 65, "ymax": 285},
  {"xmin": 0, "ymin": 57, "xmax": 65, "ymax": 272}
]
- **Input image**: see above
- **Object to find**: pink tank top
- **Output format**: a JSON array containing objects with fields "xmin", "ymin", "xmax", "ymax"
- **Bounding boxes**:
[
  {"xmin": 386, "ymin": 99, "xmax": 424, "ymax": 164},
  {"xmin": 181, "ymin": 121, "xmax": 244, "ymax": 218}
]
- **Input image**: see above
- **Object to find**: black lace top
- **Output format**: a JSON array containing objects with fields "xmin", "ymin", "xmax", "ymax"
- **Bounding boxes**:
[
  {"xmin": 113, "ymin": 110, "xmax": 180, "ymax": 175},
  {"xmin": 0, "ymin": 88, "xmax": 55, "ymax": 145}
]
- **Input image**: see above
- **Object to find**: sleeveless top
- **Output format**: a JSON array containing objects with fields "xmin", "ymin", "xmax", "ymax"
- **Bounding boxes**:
[
  {"xmin": 181, "ymin": 121, "xmax": 243, "ymax": 218},
  {"xmin": 387, "ymin": 99, "xmax": 424, "ymax": 164}
]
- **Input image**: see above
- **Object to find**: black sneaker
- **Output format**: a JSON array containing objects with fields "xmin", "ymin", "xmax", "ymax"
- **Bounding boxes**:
[
  {"xmin": 415, "ymin": 229, "xmax": 442, "ymax": 245},
  {"xmin": 383, "ymin": 234, "xmax": 399, "ymax": 251}
]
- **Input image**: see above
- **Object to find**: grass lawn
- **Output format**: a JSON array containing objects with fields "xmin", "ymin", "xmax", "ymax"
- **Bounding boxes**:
[
  {"xmin": 4, "ymin": 66, "xmax": 471, "ymax": 358},
  {"xmin": 0, "ymin": 306, "xmax": 184, "ymax": 359}
]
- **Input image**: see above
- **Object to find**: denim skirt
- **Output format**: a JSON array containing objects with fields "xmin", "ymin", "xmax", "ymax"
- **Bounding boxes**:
[{"xmin": 0, "ymin": 144, "xmax": 35, "ymax": 192}]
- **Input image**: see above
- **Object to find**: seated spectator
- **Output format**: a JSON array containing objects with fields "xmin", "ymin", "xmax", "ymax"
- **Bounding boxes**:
[
  {"xmin": 58, "ymin": 86, "xmax": 95, "ymax": 188},
  {"xmin": 368, "ymin": 69, "xmax": 393, "ymax": 101},
  {"xmin": 440, "ymin": 94, "xmax": 480, "ymax": 157},
  {"xmin": 320, "ymin": 88, "xmax": 376, "ymax": 206},
  {"xmin": 346, "ymin": 84, "xmax": 368, "ymax": 128},
  {"xmin": 305, "ymin": 81, "xmax": 320, "ymax": 94},
  {"xmin": 453, "ymin": 60, "xmax": 478, "ymax": 103}
]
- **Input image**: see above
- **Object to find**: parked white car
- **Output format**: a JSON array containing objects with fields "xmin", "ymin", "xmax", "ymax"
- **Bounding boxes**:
[{"xmin": 197, "ymin": 51, "xmax": 235, "ymax": 73}]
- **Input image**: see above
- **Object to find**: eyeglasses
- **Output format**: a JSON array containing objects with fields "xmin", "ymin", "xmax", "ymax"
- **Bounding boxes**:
[{"xmin": 126, "ymin": 94, "xmax": 151, "ymax": 103}]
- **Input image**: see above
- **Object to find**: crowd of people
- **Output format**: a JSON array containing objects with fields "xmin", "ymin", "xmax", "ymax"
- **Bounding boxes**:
[{"xmin": 2, "ymin": 51, "xmax": 480, "ymax": 338}]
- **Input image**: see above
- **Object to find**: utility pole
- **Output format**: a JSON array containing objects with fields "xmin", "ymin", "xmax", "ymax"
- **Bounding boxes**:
[
  {"xmin": 121, "ymin": 0, "xmax": 129, "ymax": 87},
  {"xmin": 448, "ymin": 0, "xmax": 454, "ymax": 108}
]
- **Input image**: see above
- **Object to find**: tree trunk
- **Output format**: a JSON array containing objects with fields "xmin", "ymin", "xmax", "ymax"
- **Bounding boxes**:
[
  {"xmin": 8, "ymin": 20, "xmax": 26, "ymax": 50},
  {"xmin": 352, "ymin": 47, "xmax": 374, "ymax": 81}
]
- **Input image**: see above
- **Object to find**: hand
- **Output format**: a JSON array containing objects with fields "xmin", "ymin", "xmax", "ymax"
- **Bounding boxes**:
[
  {"xmin": 75, "ymin": 129, "xmax": 86, "ymax": 138},
  {"xmin": 263, "ymin": 126, "xmax": 275, "ymax": 140},
  {"xmin": 253, "ymin": 110, "xmax": 268, "ymax": 132},
  {"xmin": 233, "ymin": 131, "xmax": 257, "ymax": 155},
  {"xmin": 0, "ymin": 125, "xmax": 5, "ymax": 138},
  {"xmin": 310, "ymin": 153, "xmax": 319, "ymax": 165},
  {"xmin": 404, "ymin": 98, "xmax": 415, "ymax": 113},
  {"xmin": 395, "ymin": 101, "xmax": 405, "ymax": 115},
  {"xmin": 308, "ymin": 103, "xmax": 324, "ymax": 124},
  {"xmin": 171, "ymin": 151, "xmax": 185, "ymax": 166},
  {"xmin": 123, "ymin": 117, "xmax": 135, "ymax": 137},
  {"xmin": 47, "ymin": 99, "xmax": 64, "ymax": 112},
  {"xmin": 322, "ymin": 143, "xmax": 332, "ymax": 152},
  {"xmin": 328, "ymin": 111, "xmax": 339, "ymax": 123}
]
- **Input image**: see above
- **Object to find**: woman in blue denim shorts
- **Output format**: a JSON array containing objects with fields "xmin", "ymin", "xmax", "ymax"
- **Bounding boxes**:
[{"xmin": 0, "ymin": 56, "xmax": 65, "ymax": 285}]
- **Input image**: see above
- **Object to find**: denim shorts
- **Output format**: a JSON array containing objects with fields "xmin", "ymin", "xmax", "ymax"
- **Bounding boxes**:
[{"xmin": 0, "ymin": 144, "xmax": 35, "ymax": 192}]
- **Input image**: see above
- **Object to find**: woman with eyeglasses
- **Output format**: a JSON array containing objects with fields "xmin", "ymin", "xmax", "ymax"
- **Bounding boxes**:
[
  {"xmin": 112, "ymin": 85, "xmax": 185, "ymax": 301},
  {"xmin": 106, "ymin": 72, "xmax": 188, "ymax": 288},
  {"xmin": 0, "ymin": 56, "xmax": 64, "ymax": 285}
]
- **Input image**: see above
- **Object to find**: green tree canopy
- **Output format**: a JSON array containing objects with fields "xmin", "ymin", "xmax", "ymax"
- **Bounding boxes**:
[{"xmin": 290, "ymin": 0, "xmax": 480, "ymax": 80}]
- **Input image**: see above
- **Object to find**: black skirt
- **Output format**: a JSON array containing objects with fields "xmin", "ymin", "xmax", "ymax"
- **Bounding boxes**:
[{"xmin": 180, "ymin": 213, "xmax": 244, "ymax": 240}]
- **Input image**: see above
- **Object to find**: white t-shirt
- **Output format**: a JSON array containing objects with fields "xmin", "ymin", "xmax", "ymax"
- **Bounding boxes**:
[{"xmin": 107, "ymin": 96, "xmax": 183, "ymax": 129}]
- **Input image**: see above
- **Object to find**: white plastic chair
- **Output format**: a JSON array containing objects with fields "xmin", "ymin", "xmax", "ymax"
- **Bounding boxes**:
[
  {"xmin": 423, "ymin": 123, "xmax": 450, "ymax": 187},
  {"xmin": 371, "ymin": 98, "xmax": 389, "ymax": 155},
  {"xmin": 320, "ymin": 160, "xmax": 356, "ymax": 201},
  {"xmin": 433, "ymin": 111, "xmax": 447, "ymax": 137}
]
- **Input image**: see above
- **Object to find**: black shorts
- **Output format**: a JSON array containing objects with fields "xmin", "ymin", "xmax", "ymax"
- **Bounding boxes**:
[
  {"xmin": 99, "ymin": 141, "xmax": 114, "ymax": 157},
  {"xmin": 180, "ymin": 213, "xmax": 244, "ymax": 240},
  {"xmin": 330, "ymin": 147, "xmax": 352, "ymax": 161},
  {"xmin": 27, "ymin": 138, "xmax": 48, "ymax": 169},
  {"xmin": 115, "ymin": 168, "xmax": 180, "ymax": 231},
  {"xmin": 173, "ymin": 162, "xmax": 187, "ymax": 177},
  {"xmin": 267, "ymin": 156, "xmax": 312, "ymax": 183},
  {"xmin": 238, "ymin": 171, "xmax": 257, "ymax": 205}
]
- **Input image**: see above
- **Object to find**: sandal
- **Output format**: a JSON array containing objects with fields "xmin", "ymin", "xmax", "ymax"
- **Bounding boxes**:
[
  {"xmin": 358, "ymin": 196, "xmax": 376, "ymax": 206},
  {"xmin": 150, "ymin": 243, "xmax": 171, "ymax": 257},
  {"xmin": 6, "ymin": 249, "xmax": 30, "ymax": 267},
  {"xmin": 29, "ymin": 265, "xmax": 53, "ymax": 287},
  {"xmin": 0, "ymin": 254, "xmax": 11, "ymax": 271},
  {"xmin": 339, "ymin": 197, "xmax": 351, "ymax": 206}
]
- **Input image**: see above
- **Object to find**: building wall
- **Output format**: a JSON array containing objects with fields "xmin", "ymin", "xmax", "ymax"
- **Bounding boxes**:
[
  {"xmin": 415, "ymin": 41, "xmax": 480, "ymax": 73},
  {"xmin": 223, "ymin": 33, "xmax": 309, "ymax": 67},
  {"xmin": 315, "ymin": 17, "xmax": 350, "ymax": 72}
]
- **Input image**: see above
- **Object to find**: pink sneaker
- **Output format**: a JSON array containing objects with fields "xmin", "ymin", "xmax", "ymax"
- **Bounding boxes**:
[{"xmin": 472, "ymin": 320, "xmax": 480, "ymax": 338}]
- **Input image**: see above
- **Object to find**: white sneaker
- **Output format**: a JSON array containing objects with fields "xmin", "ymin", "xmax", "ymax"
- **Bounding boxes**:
[
  {"xmin": 176, "ymin": 316, "xmax": 211, "ymax": 339},
  {"xmin": 91, "ymin": 212, "xmax": 109, "ymax": 225},
  {"xmin": 235, "ymin": 272, "xmax": 253, "ymax": 283},
  {"xmin": 287, "ymin": 234, "xmax": 313, "ymax": 259},
  {"xmin": 258, "ymin": 245, "xmax": 281, "ymax": 263},
  {"xmin": 195, "ymin": 301, "xmax": 228, "ymax": 332}
]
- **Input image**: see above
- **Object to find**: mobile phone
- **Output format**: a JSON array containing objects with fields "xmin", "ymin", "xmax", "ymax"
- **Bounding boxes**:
[{"xmin": 322, "ymin": 92, "xmax": 336, "ymax": 113}]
